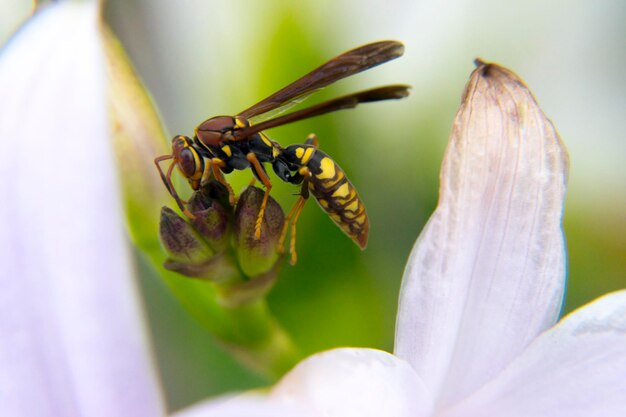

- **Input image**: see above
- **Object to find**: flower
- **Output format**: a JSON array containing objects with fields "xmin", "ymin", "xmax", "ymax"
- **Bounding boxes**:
[
  {"xmin": 172, "ymin": 63, "xmax": 626, "ymax": 416},
  {"xmin": 3, "ymin": 3, "xmax": 625, "ymax": 417}
]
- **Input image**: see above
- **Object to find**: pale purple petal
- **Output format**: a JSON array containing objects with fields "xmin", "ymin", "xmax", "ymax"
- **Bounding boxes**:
[
  {"xmin": 175, "ymin": 348, "xmax": 433, "ymax": 417},
  {"xmin": 443, "ymin": 290, "xmax": 626, "ymax": 417},
  {"xmin": 395, "ymin": 62, "xmax": 569, "ymax": 407},
  {"xmin": 173, "ymin": 394, "xmax": 313, "ymax": 417},
  {"xmin": 0, "ymin": 3, "xmax": 164, "ymax": 416},
  {"xmin": 270, "ymin": 348, "xmax": 433, "ymax": 417}
]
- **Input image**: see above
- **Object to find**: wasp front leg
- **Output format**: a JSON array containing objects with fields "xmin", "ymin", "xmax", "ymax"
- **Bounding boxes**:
[
  {"xmin": 246, "ymin": 152, "xmax": 273, "ymax": 240},
  {"xmin": 154, "ymin": 154, "xmax": 197, "ymax": 219}
]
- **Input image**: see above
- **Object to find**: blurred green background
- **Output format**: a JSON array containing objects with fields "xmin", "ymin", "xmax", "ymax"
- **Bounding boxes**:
[{"xmin": 4, "ymin": 0, "xmax": 625, "ymax": 412}]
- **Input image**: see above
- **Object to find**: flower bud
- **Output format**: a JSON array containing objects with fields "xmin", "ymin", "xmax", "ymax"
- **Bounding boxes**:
[
  {"xmin": 159, "ymin": 206, "xmax": 214, "ymax": 264},
  {"xmin": 159, "ymin": 200, "xmax": 239, "ymax": 284},
  {"xmin": 159, "ymin": 182, "xmax": 286, "ymax": 290},
  {"xmin": 233, "ymin": 186, "xmax": 285, "ymax": 277},
  {"xmin": 187, "ymin": 181, "xmax": 233, "ymax": 251}
]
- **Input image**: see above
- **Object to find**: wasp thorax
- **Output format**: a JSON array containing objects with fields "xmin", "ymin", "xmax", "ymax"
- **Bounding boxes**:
[{"xmin": 194, "ymin": 115, "xmax": 237, "ymax": 146}]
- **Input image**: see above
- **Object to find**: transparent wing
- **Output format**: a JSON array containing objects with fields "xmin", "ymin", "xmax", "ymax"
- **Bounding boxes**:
[
  {"xmin": 233, "ymin": 85, "xmax": 411, "ymax": 140},
  {"xmin": 238, "ymin": 40, "xmax": 405, "ymax": 120}
]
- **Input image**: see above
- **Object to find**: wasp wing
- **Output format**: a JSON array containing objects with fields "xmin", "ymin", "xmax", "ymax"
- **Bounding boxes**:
[
  {"xmin": 247, "ymin": 91, "xmax": 314, "ymax": 124},
  {"xmin": 233, "ymin": 85, "xmax": 410, "ymax": 140},
  {"xmin": 237, "ymin": 41, "xmax": 405, "ymax": 120}
]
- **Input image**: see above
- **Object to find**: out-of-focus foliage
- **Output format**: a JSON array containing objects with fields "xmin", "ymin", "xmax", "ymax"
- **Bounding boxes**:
[
  {"xmin": 4, "ymin": 0, "xmax": 622, "ymax": 412},
  {"xmin": 0, "ymin": 1, "xmax": 31, "ymax": 44}
]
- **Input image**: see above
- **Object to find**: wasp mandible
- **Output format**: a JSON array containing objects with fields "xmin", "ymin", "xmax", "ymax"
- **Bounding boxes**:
[{"xmin": 155, "ymin": 41, "xmax": 410, "ymax": 264}]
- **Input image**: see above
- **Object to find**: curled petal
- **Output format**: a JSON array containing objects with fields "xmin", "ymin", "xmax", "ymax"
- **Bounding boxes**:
[
  {"xmin": 443, "ymin": 290, "xmax": 626, "ymax": 417},
  {"xmin": 395, "ymin": 62, "xmax": 569, "ymax": 406},
  {"xmin": 0, "ymin": 3, "xmax": 164, "ymax": 416}
]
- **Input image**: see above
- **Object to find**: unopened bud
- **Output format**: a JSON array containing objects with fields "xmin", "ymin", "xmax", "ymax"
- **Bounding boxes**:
[
  {"xmin": 159, "ymin": 207, "xmax": 213, "ymax": 264},
  {"xmin": 159, "ymin": 204, "xmax": 239, "ymax": 284},
  {"xmin": 234, "ymin": 186, "xmax": 285, "ymax": 277},
  {"xmin": 187, "ymin": 181, "xmax": 233, "ymax": 251},
  {"xmin": 159, "ymin": 183, "xmax": 286, "ymax": 299}
]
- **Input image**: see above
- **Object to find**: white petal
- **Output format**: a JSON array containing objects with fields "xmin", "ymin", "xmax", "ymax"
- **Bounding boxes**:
[
  {"xmin": 174, "ymin": 349, "xmax": 431, "ymax": 417},
  {"xmin": 443, "ymin": 290, "xmax": 626, "ymax": 417},
  {"xmin": 173, "ymin": 394, "xmax": 310, "ymax": 417},
  {"xmin": 0, "ymin": 3, "xmax": 164, "ymax": 417},
  {"xmin": 270, "ymin": 348, "xmax": 433, "ymax": 417},
  {"xmin": 395, "ymin": 62, "xmax": 569, "ymax": 406}
]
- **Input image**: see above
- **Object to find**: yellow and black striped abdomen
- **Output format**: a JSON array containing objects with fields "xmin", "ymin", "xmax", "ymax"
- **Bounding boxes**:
[{"xmin": 306, "ymin": 150, "xmax": 369, "ymax": 249}]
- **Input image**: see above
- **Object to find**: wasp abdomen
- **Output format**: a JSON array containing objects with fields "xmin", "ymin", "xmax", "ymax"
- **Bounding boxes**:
[{"xmin": 305, "ymin": 150, "xmax": 369, "ymax": 249}]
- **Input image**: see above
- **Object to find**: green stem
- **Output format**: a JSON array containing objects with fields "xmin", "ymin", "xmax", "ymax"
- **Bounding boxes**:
[
  {"xmin": 159, "ymin": 263, "xmax": 301, "ymax": 378},
  {"xmin": 104, "ymin": 26, "xmax": 301, "ymax": 379}
]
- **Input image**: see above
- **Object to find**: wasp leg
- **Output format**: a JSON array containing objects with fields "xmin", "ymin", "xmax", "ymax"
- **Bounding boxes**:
[
  {"xmin": 305, "ymin": 133, "xmax": 319, "ymax": 148},
  {"xmin": 204, "ymin": 158, "xmax": 236, "ymax": 205},
  {"xmin": 246, "ymin": 152, "xmax": 272, "ymax": 240},
  {"xmin": 154, "ymin": 154, "xmax": 196, "ymax": 219},
  {"xmin": 278, "ymin": 176, "xmax": 310, "ymax": 265}
]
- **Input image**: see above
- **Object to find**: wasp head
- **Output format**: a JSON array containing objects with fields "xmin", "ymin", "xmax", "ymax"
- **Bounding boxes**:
[{"xmin": 171, "ymin": 135, "xmax": 203, "ymax": 190}]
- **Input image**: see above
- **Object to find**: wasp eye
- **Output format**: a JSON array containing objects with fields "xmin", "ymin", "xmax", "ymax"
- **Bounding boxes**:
[{"xmin": 178, "ymin": 148, "xmax": 199, "ymax": 178}]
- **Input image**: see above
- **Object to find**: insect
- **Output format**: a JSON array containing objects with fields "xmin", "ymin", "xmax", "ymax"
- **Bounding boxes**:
[{"xmin": 155, "ymin": 41, "xmax": 410, "ymax": 264}]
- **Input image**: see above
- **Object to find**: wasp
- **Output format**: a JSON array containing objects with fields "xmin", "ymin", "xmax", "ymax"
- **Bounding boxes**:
[{"xmin": 155, "ymin": 41, "xmax": 410, "ymax": 264}]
